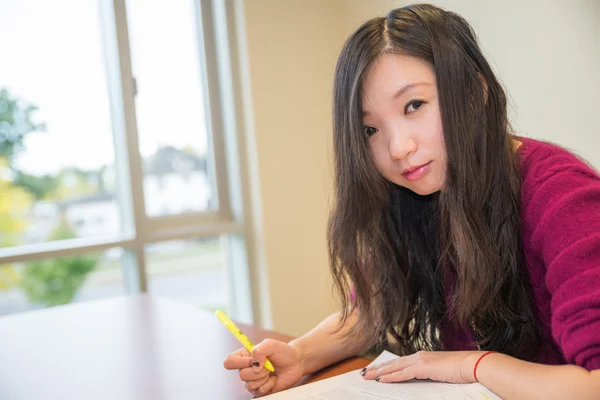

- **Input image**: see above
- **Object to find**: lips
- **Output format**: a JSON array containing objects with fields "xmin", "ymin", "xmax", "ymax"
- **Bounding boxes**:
[
  {"xmin": 402, "ymin": 162, "xmax": 430, "ymax": 176},
  {"xmin": 401, "ymin": 161, "xmax": 432, "ymax": 181}
]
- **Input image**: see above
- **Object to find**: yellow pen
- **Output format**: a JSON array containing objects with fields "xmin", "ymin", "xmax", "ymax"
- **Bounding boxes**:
[{"xmin": 215, "ymin": 310, "xmax": 275, "ymax": 372}]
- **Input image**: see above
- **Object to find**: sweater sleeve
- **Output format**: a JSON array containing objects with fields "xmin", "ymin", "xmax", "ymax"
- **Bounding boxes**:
[{"xmin": 523, "ymin": 153, "xmax": 600, "ymax": 371}]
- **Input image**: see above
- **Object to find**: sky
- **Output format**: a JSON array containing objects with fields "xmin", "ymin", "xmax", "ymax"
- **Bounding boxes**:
[{"xmin": 0, "ymin": 0, "xmax": 209, "ymax": 176}]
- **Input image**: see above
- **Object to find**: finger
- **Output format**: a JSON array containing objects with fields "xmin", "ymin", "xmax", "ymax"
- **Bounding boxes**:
[
  {"xmin": 362, "ymin": 356, "xmax": 409, "ymax": 376},
  {"xmin": 223, "ymin": 350, "xmax": 252, "ymax": 370},
  {"xmin": 246, "ymin": 374, "xmax": 271, "ymax": 391},
  {"xmin": 224, "ymin": 347, "xmax": 250, "ymax": 360},
  {"xmin": 228, "ymin": 347, "xmax": 251, "ymax": 358},
  {"xmin": 369, "ymin": 358, "xmax": 399, "ymax": 370},
  {"xmin": 255, "ymin": 375, "xmax": 278, "ymax": 397},
  {"xmin": 243, "ymin": 381, "xmax": 256, "ymax": 397},
  {"xmin": 239, "ymin": 365, "xmax": 271, "ymax": 381},
  {"xmin": 362, "ymin": 359, "xmax": 409, "ymax": 380},
  {"xmin": 251, "ymin": 339, "xmax": 281, "ymax": 373},
  {"xmin": 375, "ymin": 366, "xmax": 416, "ymax": 383}
]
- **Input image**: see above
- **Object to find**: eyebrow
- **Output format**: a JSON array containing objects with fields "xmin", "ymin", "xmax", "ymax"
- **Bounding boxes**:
[{"xmin": 361, "ymin": 82, "xmax": 431, "ymax": 116}]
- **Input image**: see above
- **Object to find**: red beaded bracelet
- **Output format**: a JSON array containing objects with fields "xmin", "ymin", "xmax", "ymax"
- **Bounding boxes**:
[{"xmin": 473, "ymin": 351, "xmax": 497, "ymax": 381}]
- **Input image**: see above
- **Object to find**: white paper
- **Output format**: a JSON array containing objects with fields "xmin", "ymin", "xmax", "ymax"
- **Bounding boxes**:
[{"xmin": 262, "ymin": 351, "xmax": 502, "ymax": 400}]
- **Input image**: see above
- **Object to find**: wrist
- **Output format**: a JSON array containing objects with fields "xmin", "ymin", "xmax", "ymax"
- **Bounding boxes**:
[
  {"xmin": 467, "ymin": 350, "xmax": 498, "ymax": 383},
  {"xmin": 463, "ymin": 351, "xmax": 485, "ymax": 383},
  {"xmin": 288, "ymin": 339, "xmax": 309, "ymax": 376}
]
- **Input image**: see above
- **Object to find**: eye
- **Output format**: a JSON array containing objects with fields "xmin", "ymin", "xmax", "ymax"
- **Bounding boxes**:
[
  {"xmin": 404, "ymin": 100, "xmax": 426, "ymax": 114},
  {"xmin": 363, "ymin": 126, "xmax": 378, "ymax": 137}
]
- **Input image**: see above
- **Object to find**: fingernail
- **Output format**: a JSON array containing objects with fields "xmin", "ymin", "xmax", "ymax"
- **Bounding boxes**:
[
  {"xmin": 376, "ymin": 376, "xmax": 381, "ymax": 382},
  {"xmin": 360, "ymin": 368, "xmax": 367, "ymax": 376},
  {"xmin": 252, "ymin": 361, "xmax": 260, "ymax": 367}
]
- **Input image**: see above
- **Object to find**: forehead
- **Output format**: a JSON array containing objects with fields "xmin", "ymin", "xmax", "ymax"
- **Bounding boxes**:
[{"xmin": 361, "ymin": 54, "xmax": 436, "ymax": 99}]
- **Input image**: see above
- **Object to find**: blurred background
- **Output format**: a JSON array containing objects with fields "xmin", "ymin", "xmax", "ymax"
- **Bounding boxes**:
[{"xmin": 0, "ymin": 0, "xmax": 598, "ymax": 337}]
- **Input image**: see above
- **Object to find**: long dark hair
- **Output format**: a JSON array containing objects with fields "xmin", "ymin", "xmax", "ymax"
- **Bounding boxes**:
[{"xmin": 329, "ymin": 4, "xmax": 540, "ymax": 360}]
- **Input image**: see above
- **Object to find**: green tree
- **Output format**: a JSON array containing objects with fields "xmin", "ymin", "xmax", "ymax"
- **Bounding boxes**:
[
  {"xmin": 0, "ymin": 87, "xmax": 43, "ymax": 243},
  {"xmin": 12, "ymin": 172, "xmax": 59, "ymax": 201},
  {"xmin": 0, "ymin": 157, "xmax": 33, "ymax": 289},
  {"xmin": 0, "ymin": 88, "xmax": 44, "ymax": 289},
  {"xmin": 0, "ymin": 87, "xmax": 46, "ymax": 163},
  {"xmin": 20, "ymin": 220, "xmax": 99, "ymax": 306},
  {"xmin": 0, "ymin": 158, "xmax": 32, "ymax": 245}
]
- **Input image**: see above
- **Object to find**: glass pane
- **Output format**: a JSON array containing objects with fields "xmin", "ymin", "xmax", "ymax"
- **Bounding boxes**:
[
  {"xmin": 0, "ymin": 0, "xmax": 122, "ymax": 247},
  {"xmin": 146, "ymin": 237, "xmax": 227, "ymax": 312},
  {"xmin": 0, "ymin": 248, "xmax": 126, "ymax": 316},
  {"xmin": 126, "ymin": 0, "xmax": 216, "ymax": 216}
]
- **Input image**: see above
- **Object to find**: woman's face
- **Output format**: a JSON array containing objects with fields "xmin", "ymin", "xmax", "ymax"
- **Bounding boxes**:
[{"xmin": 361, "ymin": 53, "xmax": 446, "ymax": 196}]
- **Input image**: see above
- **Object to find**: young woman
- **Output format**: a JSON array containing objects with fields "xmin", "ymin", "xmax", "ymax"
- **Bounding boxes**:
[{"xmin": 224, "ymin": 4, "xmax": 600, "ymax": 398}]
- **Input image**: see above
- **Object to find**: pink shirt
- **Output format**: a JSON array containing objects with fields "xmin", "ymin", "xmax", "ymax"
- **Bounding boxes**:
[{"xmin": 442, "ymin": 137, "xmax": 600, "ymax": 371}]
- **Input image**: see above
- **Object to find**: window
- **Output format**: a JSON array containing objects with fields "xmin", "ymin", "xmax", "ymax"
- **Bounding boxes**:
[
  {"xmin": 0, "ymin": 0, "xmax": 252, "ymax": 322},
  {"xmin": 126, "ymin": 0, "xmax": 217, "ymax": 217},
  {"xmin": 0, "ymin": 249, "xmax": 125, "ymax": 316},
  {"xmin": 0, "ymin": 0, "xmax": 120, "ymax": 247},
  {"xmin": 145, "ymin": 237, "xmax": 227, "ymax": 312}
]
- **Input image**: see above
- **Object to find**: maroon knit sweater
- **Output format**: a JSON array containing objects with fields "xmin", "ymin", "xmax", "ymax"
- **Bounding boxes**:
[{"xmin": 442, "ymin": 137, "xmax": 600, "ymax": 371}]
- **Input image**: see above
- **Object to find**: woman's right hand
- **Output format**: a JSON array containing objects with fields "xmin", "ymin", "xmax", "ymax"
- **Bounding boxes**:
[{"xmin": 223, "ymin": 339, "xmax": 305, "ymax": 397}]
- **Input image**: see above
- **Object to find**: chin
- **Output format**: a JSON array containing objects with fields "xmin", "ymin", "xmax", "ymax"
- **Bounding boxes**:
[
  {"xmin": 405, "ymin": 179, "xmax": 442, "ymax": 196},
  {"xmin": 388, "ymin": 175, "xmax": 441, "ymax": 196},
  {"xmin": 410, "ymin": 186, "xmax": 439, "ymax": 196}
]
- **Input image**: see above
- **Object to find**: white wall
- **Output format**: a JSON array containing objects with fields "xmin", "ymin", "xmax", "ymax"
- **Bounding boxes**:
[
  {"xmin": 240, "ymin": 0, "xmax": 600, "ymax": 336},
  {"xmin": 404, "ymin": 0, "xmax": 600, "ymax": 167}
]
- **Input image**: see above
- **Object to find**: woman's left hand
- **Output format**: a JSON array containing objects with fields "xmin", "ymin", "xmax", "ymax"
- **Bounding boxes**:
[{"xmin": 361, "ymin": 350, "xmax": 486, "ymax": 384}]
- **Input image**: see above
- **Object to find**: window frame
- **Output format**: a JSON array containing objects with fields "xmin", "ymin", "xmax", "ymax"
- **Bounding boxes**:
[{"xmin": 0, "ymin": 0, "xmax": 255, "ymax": 323}]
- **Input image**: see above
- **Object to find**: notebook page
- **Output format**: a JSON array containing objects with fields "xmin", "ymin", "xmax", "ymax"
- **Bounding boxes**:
[{"xmin": 262, "ymin": 351, "xmax": 502, "ymax": 400}]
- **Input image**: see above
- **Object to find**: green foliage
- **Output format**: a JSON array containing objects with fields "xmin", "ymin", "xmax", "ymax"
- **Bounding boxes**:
[
  {"xmin": 0, "ymin": 87, "xmax": 46, "ymax": 163},
  {"xmin": 20, "ymin": 220, "xmax": 98, "ymax": 306},
  {"xmin": 0, "ymin": 87, "xmax": 45, "ymax": 290},
  {"xmin": 0, "ymin": 157, "xmax": 33, "ymax": 247},
  {"xmin": 12, "ymin": 171, "xmax": 59, "ymax": 200}
]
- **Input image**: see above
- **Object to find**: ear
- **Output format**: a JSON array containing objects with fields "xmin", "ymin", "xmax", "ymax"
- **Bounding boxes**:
[{"xmin": 477, "ymin": 73, "xmax": 489, "ymax": 105}]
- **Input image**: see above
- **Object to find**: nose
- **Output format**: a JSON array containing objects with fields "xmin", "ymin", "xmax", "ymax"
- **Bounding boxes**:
[{"xmin": 388, "ymin": 129, "xmax": 417, "ymax": 160}]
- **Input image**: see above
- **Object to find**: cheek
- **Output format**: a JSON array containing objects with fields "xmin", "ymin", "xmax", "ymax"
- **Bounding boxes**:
[
  {"xmin": 368, "ymin": 140, "xmax": 394, "ymax": 176},
  {"xmin": 422, "ymin": 113, "xmax": 446, "ymax": 186},
  {"xmin": 422, "ymin": 114, "xmax": 444, "ymax": 149},
  {"xmin": 417, "ymin": 119, "xmax": 445, "ymax": 170}
]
